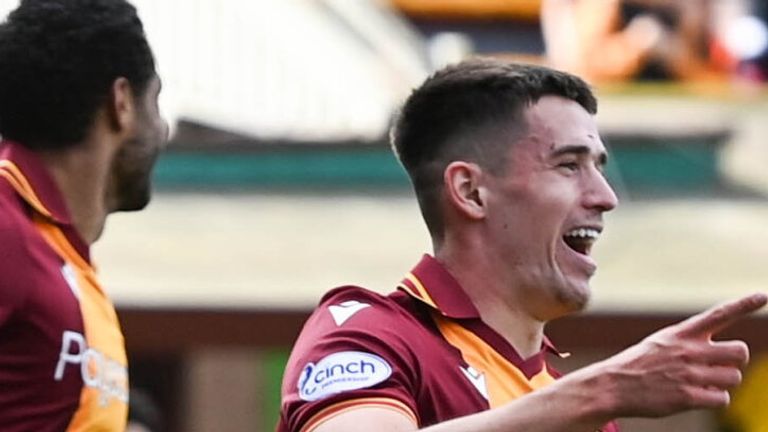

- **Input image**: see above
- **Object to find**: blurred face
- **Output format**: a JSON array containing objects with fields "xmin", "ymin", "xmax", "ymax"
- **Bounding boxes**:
[
  {"xmin": 111, "ymin": 75, "xmax": 169, "ymax": 212},
  {"xmin": 483, "ymin": 96, "xmax": 618, "ymax": 320}
]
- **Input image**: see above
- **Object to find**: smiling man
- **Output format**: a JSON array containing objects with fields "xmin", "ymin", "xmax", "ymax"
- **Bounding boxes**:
[{"xmin": 278, "ymin": 59, "xmax": 766, "ymax": 432}]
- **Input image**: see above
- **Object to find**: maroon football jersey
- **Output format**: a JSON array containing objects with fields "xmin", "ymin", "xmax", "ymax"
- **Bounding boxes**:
[
  {"xmin": 279, "ymin": 255, "xmax": 619, "ymax": 432},
  {"xmin": 0, "ymin": 141, "xmax": 128, "ymax": 431}
]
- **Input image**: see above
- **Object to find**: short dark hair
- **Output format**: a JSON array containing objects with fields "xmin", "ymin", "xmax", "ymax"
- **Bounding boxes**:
[
  {"xmin": 0, "ymin": 0, "xmax": 156, "ymax": 150},
  {"xmin": 391, "ymin": 58, "xmax": 597, "ymax": 240}
]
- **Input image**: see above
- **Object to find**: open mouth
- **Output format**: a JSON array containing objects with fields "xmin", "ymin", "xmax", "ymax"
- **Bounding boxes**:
[{"xmin": 562, "ymin": 228, "xmax": 600, "ymax": 256}]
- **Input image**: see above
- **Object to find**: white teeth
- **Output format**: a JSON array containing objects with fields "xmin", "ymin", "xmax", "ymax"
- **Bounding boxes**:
[{"xmin": 565, "ymin": 228, "xmax": 600, "ymax": 239}]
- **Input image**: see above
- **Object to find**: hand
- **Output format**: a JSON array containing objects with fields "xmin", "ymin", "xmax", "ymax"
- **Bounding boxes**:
[
  {"xmin": 626, "ymin": 14, "xmax": 666, "ymax": 53},
  {"xmin": 583, "ymin": 293, "xmax": 767, "ymax": 418}
]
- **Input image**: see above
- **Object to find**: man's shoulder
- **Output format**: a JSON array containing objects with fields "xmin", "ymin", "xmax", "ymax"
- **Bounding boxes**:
[
  {"xmin": 0, "ymin": 183, "xmax": 32, "ymax": 246},
  {"xmin": 0, "ymin": 183, "xmax": 38, "ymax": 276},
  {"xmin": 280, "ymin": 286, "xmax": 426, "ymax": 432},
  {"xmin": 311, "ymin": 285, "xmax": 415, "ymax": 330},
  {"xmin": 284, "ymin": 284, "xmax": 429, "ymax": 386},
  {"xmin": 288, "ymin": 285, "xmax": 426, "ymax": 359},
  {"xmin": 319, "ymin": 285, "xmax": 392, "ymax": 303},
  {"xmin": 0, "ymin": 184, "xmax": 26, "ymax": 238},
  {"xmin": 0, "ymin": 183, "xmax": 36, "ymax": 317}
]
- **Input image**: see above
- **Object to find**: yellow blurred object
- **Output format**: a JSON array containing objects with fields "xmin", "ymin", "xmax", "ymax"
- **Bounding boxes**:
[
  {"xmin": 725, "ymin": 355, "xmax": 768, "ymax": 432},
  {"xmin": 388, "ymin": 0, "xmax": 541, "ymax": 20}
]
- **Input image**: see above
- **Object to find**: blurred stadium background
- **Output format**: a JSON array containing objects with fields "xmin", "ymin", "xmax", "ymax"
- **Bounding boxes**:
[{"xmin": 2, "ymin": 0, "xmax": 768, "ymax": 431}]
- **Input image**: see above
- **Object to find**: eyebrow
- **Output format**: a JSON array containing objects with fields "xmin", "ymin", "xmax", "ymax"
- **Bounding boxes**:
[{"xmin": 550, "ymin": 144, "xmax": 608, "ymax": 166}]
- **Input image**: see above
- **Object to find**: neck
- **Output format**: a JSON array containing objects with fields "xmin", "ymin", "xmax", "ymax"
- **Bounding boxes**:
[
  {"xmin": 436, "ymin": 240, "xmax": 546, "ymax": 359},
  {"xmin": 38, "ymin": 141, "xmax": 111, "ymax": 245}
]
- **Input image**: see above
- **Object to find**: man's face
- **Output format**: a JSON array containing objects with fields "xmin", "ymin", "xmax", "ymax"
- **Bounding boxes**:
[
  {"xmin": 111, "ymin": 75, "xmax": 169, "ymax": 212},
  {"xmin": 484, "ymin": 95, "xmax": 618, "ymax": 320}
]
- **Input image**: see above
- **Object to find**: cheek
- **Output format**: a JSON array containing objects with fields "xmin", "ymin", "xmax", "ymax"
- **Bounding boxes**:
[
  {"xmin": 536, "ymin": 181, "xmax": 580, "ymax": 219},
  {"xmin": 521, "ymin": 194, "xmax": 570, "ymax": 231},
  {"xmin": 490, "ymin": 176, "xmax": 574, "ymax": 239},
  {"xmin": 156, "ymin": 116, "xmax": 169, "ymax": 144},
  {"xmin": 519, "ymin": 196, "xmax": 576, "ymax": 255},
  {"xmin": 138, "ymin": 118, "xmax": 167, "ymax": 160},
  {"xmin": 123, "ymin": 134, "xmax": 158, "ymax": 176}
]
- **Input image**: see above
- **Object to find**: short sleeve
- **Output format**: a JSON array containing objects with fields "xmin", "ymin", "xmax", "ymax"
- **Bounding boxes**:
[{"xmin": 279, "ymin": 287, "xmax": 421, "ymax": 432}]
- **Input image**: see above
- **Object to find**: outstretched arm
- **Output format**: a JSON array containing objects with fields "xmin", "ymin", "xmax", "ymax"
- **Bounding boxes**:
[{"xmin": 311, "ymin": 293, "xmax": 767, "ymax": 432}]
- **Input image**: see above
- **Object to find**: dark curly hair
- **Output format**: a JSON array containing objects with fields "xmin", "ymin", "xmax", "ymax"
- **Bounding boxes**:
[
  {"xmin": 391, "ymin": 58, "xmax": 597, "ymax": 240},
  {"xmin": 0, "ymin": 0, "xmax": 156, "ymax": 150}
]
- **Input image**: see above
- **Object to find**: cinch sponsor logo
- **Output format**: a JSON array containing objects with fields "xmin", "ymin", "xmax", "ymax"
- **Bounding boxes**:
[
  {"xmin": 54, "ymin": 331, "xmax": 128, "ymax": 406},
  {"xmin": 298, "ymin": 351, "xmax": 392, "ymax": 401}
]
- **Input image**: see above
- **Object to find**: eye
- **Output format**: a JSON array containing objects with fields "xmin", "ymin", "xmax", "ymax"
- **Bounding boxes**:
[
  {"xmin": 557, "ymin": 161, "xmax": 579, "ymax": 172},
  {"xmin": 596, "ymin": 163, "xmax": 607, "ymax": 175}
]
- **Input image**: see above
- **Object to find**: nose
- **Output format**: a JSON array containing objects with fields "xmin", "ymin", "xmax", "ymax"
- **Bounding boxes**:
[{"xmin": 585, "ymin": 167, "xmax": 619, "ymax": 212}]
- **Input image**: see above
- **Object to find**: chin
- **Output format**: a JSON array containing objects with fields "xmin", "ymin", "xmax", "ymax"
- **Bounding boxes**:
[
  {"xmin": 114, "ymin": 182, "xmax": 152, "ymax": 212},
  {"xmin": 554, "ymin": 281, "xmax": 591, "ymax": 314},
  {"xmin": 110, "ymin": 141, "xmax": 159, "ymax": 213},
  {"xmin": 119, "ymin": 193, "xmax": 151, "ymax": 212}
]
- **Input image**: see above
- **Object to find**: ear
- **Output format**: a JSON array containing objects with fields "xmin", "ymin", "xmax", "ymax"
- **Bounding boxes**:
[
  {"xmin": 444, "ymin": 161, "xmax": 487, "ymax": 221},
  {"xmin": 107, "ymin": 77, "xmax": 137, "ymax": 133}
]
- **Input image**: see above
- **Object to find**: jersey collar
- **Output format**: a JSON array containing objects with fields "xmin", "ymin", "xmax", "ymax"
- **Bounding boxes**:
[
  {"xmin": 398, "ymin": 254, "xmax": 563, "ymax": 357},
  {"xmin": 1, "ymin": 141, "xmax": 72, "ymax": 224},
  {"xmin": 398, "ymin": 254, "xmax": 480, "ymax": 319},
  {"xmin": 0, "ymin": 141, "xmax": 89, "ymax": 260}
]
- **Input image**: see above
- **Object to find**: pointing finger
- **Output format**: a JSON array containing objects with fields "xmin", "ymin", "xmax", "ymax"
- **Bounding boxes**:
[{"xmin": 676, "ymin": 293, "xmax": 767, "ymax": 338}]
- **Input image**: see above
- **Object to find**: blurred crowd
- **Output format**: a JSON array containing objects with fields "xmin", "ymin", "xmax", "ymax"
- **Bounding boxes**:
[{"xmin": 541, "ymin": 0, "xmax": 768, "ymax": 83}]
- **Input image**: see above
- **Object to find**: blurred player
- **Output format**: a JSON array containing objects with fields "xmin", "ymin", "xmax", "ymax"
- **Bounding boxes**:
[
  {"xmin": 542, "ymin": 0, "xmax": 715, "ymax": 82},
  {"xmin": 0, "ymin": 0, "xmax": 167, "ymax": 430},
  {"xmin": 278, "ymin": 59, "xmax": 766, "ymax": 432}
]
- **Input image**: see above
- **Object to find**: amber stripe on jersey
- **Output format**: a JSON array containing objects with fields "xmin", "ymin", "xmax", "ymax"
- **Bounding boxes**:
[
  {"xmin": 398, "ymin": 273, "xmax": 438, "ymax": 309},
  {"xmin": 301, "ymin": 397, "xmax": 418, "ymax": 432},
  {"xmin": 432, "ymin": 313, "xmax": 556, "ymax": 408},
  {"xmin": 0, "ymin": 160, "xmax": 53, "ymax": 219}
]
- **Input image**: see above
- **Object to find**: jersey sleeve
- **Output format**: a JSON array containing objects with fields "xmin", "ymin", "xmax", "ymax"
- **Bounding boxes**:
[{"xmin": 279, "ymin": 287, "xmax": 421, "ymax": 432}]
